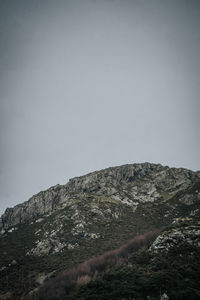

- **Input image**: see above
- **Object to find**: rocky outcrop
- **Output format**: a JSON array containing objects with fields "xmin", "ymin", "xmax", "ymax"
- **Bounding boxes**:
[
  {"xmin": 0, "ymin": 163, "xmax": 199, "ymax": 231},
  {"xmin": 0, "ymin": 184, "xmax": 66, "ymax": 230},
  {"xmin": 151, "ymin": 223, "xmax": 200, "ymax": 252}
]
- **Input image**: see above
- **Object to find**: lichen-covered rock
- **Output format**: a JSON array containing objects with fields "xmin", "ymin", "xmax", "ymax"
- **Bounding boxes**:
[
  {"xmin": 151, "ymin": 224, "xmax": 200, "ymax": 252},
  {"xmin": 0, "ymin": 163, "xmax": 199, "ymax": 231},
  {"xmin": 27, "ymin": 238, "xmax": 67, "ymax": 256}
]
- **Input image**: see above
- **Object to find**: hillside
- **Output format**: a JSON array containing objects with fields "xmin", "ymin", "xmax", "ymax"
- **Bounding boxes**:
[
  {"xmin": 63, "ymin": 221, "xmax": 200, "ymax": 300},
  {"xmin": 0, "ymin": 163, "xmax": 200, "ymax": 299}
]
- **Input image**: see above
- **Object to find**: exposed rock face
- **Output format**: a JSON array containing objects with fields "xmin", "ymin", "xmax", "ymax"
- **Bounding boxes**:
[
  {"xmin": 151, "ymin": 223, "xmax": 200, "ymax": 252},
  {"xmin": 0, "ymin": 163, "xmax": 199, "ymax": 231}
]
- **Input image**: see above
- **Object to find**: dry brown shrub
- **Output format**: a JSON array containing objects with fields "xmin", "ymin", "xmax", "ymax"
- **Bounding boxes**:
[{"xmin": 76, "ymin": 275, "xmax": 91, "ymax": 286}]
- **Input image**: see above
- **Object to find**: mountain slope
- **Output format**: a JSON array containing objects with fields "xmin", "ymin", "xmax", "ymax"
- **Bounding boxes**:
[
  {"xmin": 0, "ymin": 163, "xmax": 200, "ymax": 299},
  {"xmin": 64, "ymin": 221, "xmax": 200, "ymax": 300}
]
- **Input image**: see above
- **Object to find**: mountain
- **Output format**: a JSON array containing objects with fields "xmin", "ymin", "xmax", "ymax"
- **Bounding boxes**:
[{"xmin": 0, "ymin": 163, "xmax": 200, "ymax": 299}]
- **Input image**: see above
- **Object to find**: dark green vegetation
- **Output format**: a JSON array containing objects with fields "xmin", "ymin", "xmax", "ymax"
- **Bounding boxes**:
[
  {"xmin": 0, "ymin": 200, "xmax": 160, "ymax": 299},
  {"xmin": 0, "ymin": 163, "xmax": 200, "ymax": 299},
  {"xmin": 27, "ymin": 230, "xmax": 160, "ymax": 300},
  {"xmin": 65, "ymin": 240, "xmax": 200, "ymax": 300}
]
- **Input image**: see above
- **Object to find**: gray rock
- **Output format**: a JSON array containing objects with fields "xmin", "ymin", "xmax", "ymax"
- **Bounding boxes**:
[
  {"xmin": 0, "ymin": 163, "xmax": 199, "ymax": 231},
  {"xmin": 151, "ymin": 224, "xmax": 200, "ymax": 252}
]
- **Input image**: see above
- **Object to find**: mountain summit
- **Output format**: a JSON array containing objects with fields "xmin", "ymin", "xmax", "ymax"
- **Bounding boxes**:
[
  {"xmin": 0, "ymin": 163, "xmax": 200, "ymax": 299},
  {"xmin": 1, "ymin": 163, "xmax": 198, "ymax": 231}
]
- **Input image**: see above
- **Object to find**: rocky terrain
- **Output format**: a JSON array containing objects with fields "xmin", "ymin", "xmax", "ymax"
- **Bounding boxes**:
[{"xmin": 0, "ymin": 162, "xmax": 200, "ymax": 299}]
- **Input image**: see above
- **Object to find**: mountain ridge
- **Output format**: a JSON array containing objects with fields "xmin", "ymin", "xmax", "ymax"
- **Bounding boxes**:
[{"xmin": 1, "ymin": 162, "xmax": 199, "ymax": 232}]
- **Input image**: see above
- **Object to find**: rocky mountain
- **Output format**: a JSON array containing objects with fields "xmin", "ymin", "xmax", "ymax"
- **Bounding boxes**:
[{"xmin": 0, "ymin": 163, "xmax": 200, "ymax": 299}]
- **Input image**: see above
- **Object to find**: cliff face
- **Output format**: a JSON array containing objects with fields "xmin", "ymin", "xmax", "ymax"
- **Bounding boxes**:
[{"xmin": 0, "ymin": 163, "xmax": 198, "ymax": 231}]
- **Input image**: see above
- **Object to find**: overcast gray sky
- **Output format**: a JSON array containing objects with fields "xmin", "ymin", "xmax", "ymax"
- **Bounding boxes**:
[{"xmin": 0, "ymin": 0, "xmax": 200, "ymax": 216}]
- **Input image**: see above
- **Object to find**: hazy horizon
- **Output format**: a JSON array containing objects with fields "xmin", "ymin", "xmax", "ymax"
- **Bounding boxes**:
[{"xmin": 0, "ymin": 0, "xmax": 200, "ymax": 215}]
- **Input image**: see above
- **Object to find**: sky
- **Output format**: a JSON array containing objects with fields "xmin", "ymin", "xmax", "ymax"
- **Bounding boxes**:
[{"xmin": 0, "ymin": 0, "xmax": 200, "ymax": 216}]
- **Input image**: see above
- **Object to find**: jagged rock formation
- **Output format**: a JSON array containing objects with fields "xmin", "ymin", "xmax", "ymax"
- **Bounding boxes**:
[
  {"xmin": 0, "ymin": 162, "xmax": 199, "ymax": 231},
  {"xmin": 0, "ymin": 162, "xmax": 200, "ymax": 299},
  {"xmin": 151, "ymin": 222, "xmax": 200, "ymax": 252}
]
